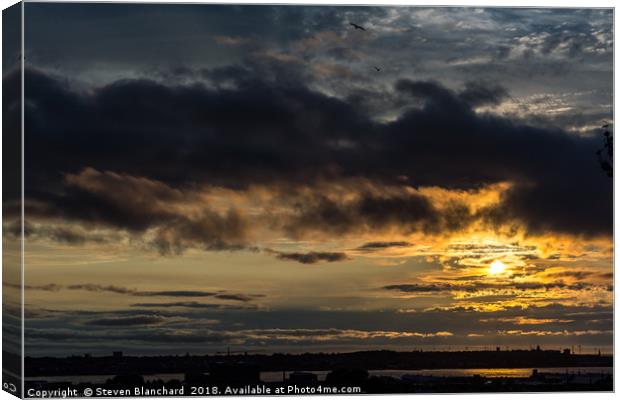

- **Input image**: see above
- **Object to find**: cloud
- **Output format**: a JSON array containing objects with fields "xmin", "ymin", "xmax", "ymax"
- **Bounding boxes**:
[
  {"xmin": 20, "ymin": 225, "xmax": 115, "ymax": 245},
  {"xmin": 25, "ymin": 326, "xmax": 454, "ymax": 346},
  {"xmin": 384, "ymin": 283, "xmax": 447, "ymax": 293},
  {"xmin": 213, "ymin": 35, "xmax": 254, "ymax": 46},
  {"xmin": 239, "ymin": 328, "xmax": 454, "ymax": 341},
  {"xmin": 130, "ymin": 302, "xmax": 255, "ymax": 310},
  {"xmin": 6, "ymin": 63, "xmax": 609, "ymax": 251},
  {"xmin": 544, "ymin": 270, "xmax": 595, "ymax": 280},
  {"xmin": 354, "ymin": 241, "xmax": 412, "ymax": 252},
  {"xmin": 267, "ymin": 249, "xmax": 350, "ymax": 264},
  {"xmin": 458, "ymin": 81, "xmax": 509, "ymax": 107},
  {"xmin": 11, "ymin": 6, "xmax": 614, "ymax": 358},
  {"xmin": 23, "ymin": 301, "xmax": 612, "ymax": 354},
  {"xmin": 138, "ymin": 291, "xmax": 217, "ymax": 297},
  {"xmin": 5, "ymin": 283, "xmax": 62, "ymax": 292},
  {"xmin": 25, "ymin": 328, "xmax": 236, "ymax": 344},
  {"xmin": 23, "ymin": 283, "xmax": 264, "ymax": 302},
  {"xmin": 383, "ymin": 281, "xmax": 604, "ymax": 294},
  {"xmin": 21, "ymin": 167, "xmax": 251, "ymax": 254},
  {"xmin": 481, "ymin": 316, "xmax": 574, "ymax": 326},
  {"xmin": 283, "ymin": 190, "xmax": 475, "ymax": 238},
  {"xmin": 84, "ymin": 316, "xmax": 169, "ymax": 326},
  {"xmin": 212, "ymin": 293, "xmax": 265, "ymax": 302},
  {"xmin": 136, "ymin": 290, "xmax": 264, "ymax": 302},
  {"xmin": 66, "ymin": 283, "xmax": 138, "ymax": 295},
  {"xmin": 498, "ymin": 329, "xmax": 611, "ymax": 337}
]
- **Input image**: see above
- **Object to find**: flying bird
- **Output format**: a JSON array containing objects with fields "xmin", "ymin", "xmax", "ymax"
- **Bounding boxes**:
[
  {"xmin": 374, "ymin": 66, "xmax": 382, "ymax": 72},
  {"xmin": 349, "ymin": 22, "xmax": 366, "ymax": 31}
]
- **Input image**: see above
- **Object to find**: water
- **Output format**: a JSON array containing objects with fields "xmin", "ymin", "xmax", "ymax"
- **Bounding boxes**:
[
  {"xmin": 261, "ymin": 367, "xmax": 613, "ymax": 381},
  {"xmin": 25, "ymin": 367, "xmax": 613, "ymax": 384}
]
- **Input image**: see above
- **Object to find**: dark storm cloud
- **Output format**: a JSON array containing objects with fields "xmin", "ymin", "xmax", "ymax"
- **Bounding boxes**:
[
  {"xmin": 458, "ymin": 81, "xmax": 509, "ymax": 107},
  {"xmin": 391, "ymin": 79, "xmax": 610, "ymax": 235},
  {"xmin": 268, "ymin": 250, "xmax": 350, "ymax": 264},
  {"xmin": 41, "ymin": 226, "xmax": 110, "ymax": 245},
  {"xmin": 13, "ymin": 59, "xmax": 611, "ymax": 239},
  {"xmin": 18, "ymin": 65, "xmax": 372, "ymax": 202},
  {"xmin": 284, "ymin": 192, "xmax": 474, "ymax": 237},
  {"xmin": 18, "ymin": 166, "xmax": 251, "ymax": 253},
  {"xmin": 23, "ymin": 5, "xmax": 612, "ymax": 137}
]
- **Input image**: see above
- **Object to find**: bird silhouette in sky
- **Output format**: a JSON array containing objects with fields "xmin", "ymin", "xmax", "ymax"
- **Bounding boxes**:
[
  {"xmin": 350, "ymin": 22, "xmax": 366, "ymax": 31},
  {"xmin": 374, "ymin": 66, "xmax": 382, "ymax": 72}
]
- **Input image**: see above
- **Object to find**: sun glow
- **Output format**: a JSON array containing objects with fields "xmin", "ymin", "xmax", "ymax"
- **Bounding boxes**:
[{"xmin": 488, "ymin": 260, "xmax": 507, "ymax": 275}]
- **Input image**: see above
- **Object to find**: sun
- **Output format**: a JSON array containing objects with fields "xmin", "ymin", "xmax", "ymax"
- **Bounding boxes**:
[{"xmin": 488, "ymin": 260, "xmax": 507, "ymax": 275}]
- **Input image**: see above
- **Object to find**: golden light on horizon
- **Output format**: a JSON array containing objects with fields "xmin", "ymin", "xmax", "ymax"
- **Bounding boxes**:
[{"xmin": 488, "ymin": 260, "xmax": 507, "ymax": 275}]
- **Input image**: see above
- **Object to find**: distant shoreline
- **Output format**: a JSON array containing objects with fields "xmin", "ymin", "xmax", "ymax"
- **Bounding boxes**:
[{"xmin": 22, "ymin": 349, "xmax": 613, "ymax": 378}]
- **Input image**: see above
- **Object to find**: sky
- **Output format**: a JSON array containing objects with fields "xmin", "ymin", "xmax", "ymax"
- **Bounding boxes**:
[{"xmin": 2, "ymin": 3, "xmax": 613, "ymax": 357}]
